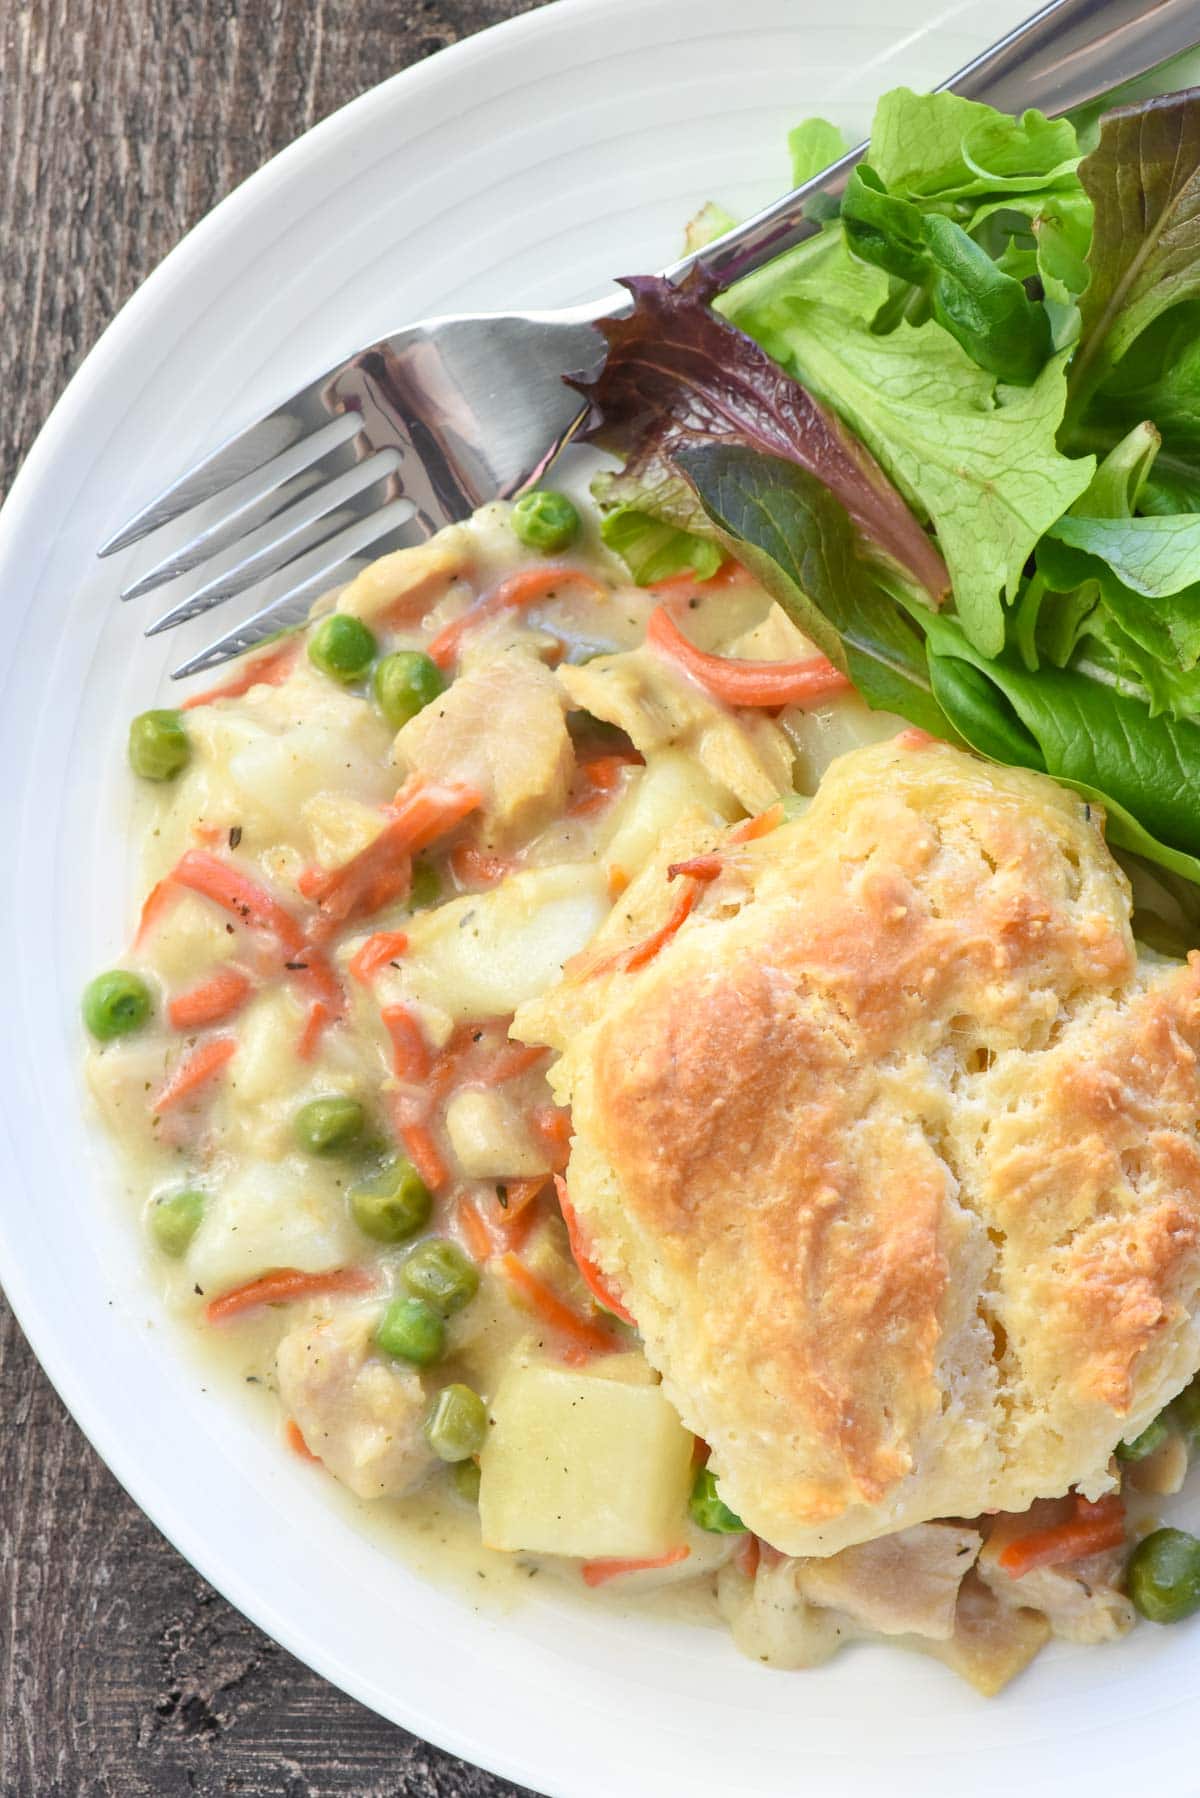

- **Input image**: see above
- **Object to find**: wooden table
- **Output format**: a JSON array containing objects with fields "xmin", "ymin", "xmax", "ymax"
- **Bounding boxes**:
[{"xmin": 1, "ymin": 4, "xmax": 546, "ymax": 1791}]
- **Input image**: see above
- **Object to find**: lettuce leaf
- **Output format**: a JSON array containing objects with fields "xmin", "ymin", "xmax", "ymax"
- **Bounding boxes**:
[
  {"xmin": 598, "ymin": 504, "xmax": 724, "ymax": 585},
  {"xmin": 869, "ymin": 88, "xmax": 1082, "ymax": 202},
  {"xmin": 923, "ymin": 610, "xmax": 1200, "ymax": 879},
  {"xmin": 575, "ymin": 274, "xmax": 948, "ymax": 602},
  {"xmin": 788, "ymin": 117, "xmax": 849, "ymax": 187},
  {"xmin": 676, "ymin": 443, "xmax": 957, "ymax": 739},
  {"xmin": 1070, "ymin": 89, "xmax": 1200, "ymax": 412},
  {"xmin": 721, "ymin": 258, "xmax": 1094, "ymax": 655}
]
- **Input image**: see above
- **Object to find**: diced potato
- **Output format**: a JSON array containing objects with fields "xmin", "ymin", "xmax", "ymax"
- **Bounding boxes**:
[
  {"xmin": 445, "ymin": 1088, "xmax": 548, "ymax": 1179},
  {"xmin": 187, "ymin": 1160, "xmax": 354, "ymax": 1294},
  {"xmin": 225, "ymin": 722, "xmax": 383, "ymax": 839},
  {"xmin": 86, "ymin": 1036, "xmax": 173, "ymax": 1162},
  {"xmin": 585, "ymin": 1352, "xmax": 659, "ymax": 1386},
  {"xmin": 336, "ymin": 529, "xmax": 471, "ymax": 625},
  {"xmin": 399, "ymin": 864, "xmax": 609, "ymax": 1020},
  {"xmin": 224, "ymin": 988, "xmax": 308, "ymax": 1109},
  {"xmin": 780, "ymin": 692, "xmax": 904, "ymax": 795},
  {"xmin": 301, "ymin": 793, "xmax": 388, "ymax": 866},
  {"xmin": 479, "ymin": 1360, "xmax": 694, "ymax": 1558},
  {"xmin": 142, "ymin": 892, "xmax": 239, "ymax": 985},
  {"xmin": 603, "ymin": 750, "xmax": 734, "ymax": 889}
]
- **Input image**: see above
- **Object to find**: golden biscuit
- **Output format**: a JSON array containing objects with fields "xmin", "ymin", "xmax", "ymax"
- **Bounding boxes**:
[{"xmin": 516, "ymin": 740, "xmax": 1200, "ymax": 1555}]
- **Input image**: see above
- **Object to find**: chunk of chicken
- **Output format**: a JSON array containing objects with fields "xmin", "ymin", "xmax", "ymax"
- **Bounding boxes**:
[
  {"xmin": 559, "ymin": 648, "xmax": 792, "ymax": 814},
  {"xmin": 276, "ymin": 1305, "xmax": 435, "ymax": 1500},
  {"xmin": 977, "ymin": 1519, "xmax": 1135, "ymax": 1645},
  {"xmin": 794, "ymin": 1521, "xmax": 982, "ymax": 1641},
  {"xmin": 395, "ymin": 648, "xmax": 573, "ymax": 848},
  {"xmin": 715, "ymin": 1556, "xmax": 852, "ymax": 1670},
  {"xmin": 921, "ymin": 1571, "xmax": 1051, "ymax": 1697},
  {"xmin": 336, "ymin": 528, "xmax": 472, "ymax": 627}
]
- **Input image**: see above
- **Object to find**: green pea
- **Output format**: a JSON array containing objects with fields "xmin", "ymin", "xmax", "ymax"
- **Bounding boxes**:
[
  {"xmin": 1171, "ymin": 1376, "xmax": 1200, "ymax": 1448},
  {"xmin": 425, "ymin": 1383, "xmax": 488, "ymax": 1462},
  {"xmin": 401, "ymin": 1238, "xmax": 479, "ymax": 1315},
  {"xmin": 128, "ymin": 709, "xmax": 190, "ymax": 781},
  {"xmin": 408, "ymin": 859, "xmax": 441, "ymax": 911},
  {"xmin": 1116, "ymin": 1415, "xmax": 1170, "ymax": 1462},
  {"xmin": 375, "ymin": 1296, "xmax": 445, "ymax": 1367},
  {"xmin": 373, "ymin": 650, "xmax": 445, "ymax": 729},
  {"xmin": 294, "ymin": 1096, "xmax": 366, "ymax": 1155},
  {"xmin": 511, "ymin": 489, "xmax": 580, "ymax": 555},
  {"xmin": 1127, "ymin": 1527, "xmax": 1200, "ymax": 1623},
  {"xmin": 450, "ymin": 1457, "xmax": 482, "ymax": 1503},
  {"xmin": 150, "ymin": 1189, "xmax": 206, "ymax": 1258},
  {"xmin": 688, "ymin": 1466, "xmax": 745, "ymax": 1534},
  {"xmin": 83, "ymin": 969, "xmax": 154, "ymax": 1041},
  {"xmin": 350, "ymin": 1159, "xmax": 431, "ymax": 1243},
  {"xmin": 308, "ymin": 613, "xmax": 377, "ymax": 683}
]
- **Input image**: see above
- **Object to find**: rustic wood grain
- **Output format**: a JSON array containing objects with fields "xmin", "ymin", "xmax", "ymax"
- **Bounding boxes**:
[{"xmin": 0, "ymin": 3, "xmax": 547, "ymax": 1792}]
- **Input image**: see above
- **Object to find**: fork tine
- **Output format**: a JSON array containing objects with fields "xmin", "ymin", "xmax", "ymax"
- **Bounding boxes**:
[
  {"xmin": 119, "ymin": 418, "xmax": 360, "ymax": 601},
  {"xmin": 170, "ymin": 501, "xmax": 428, "ymax": 678},
  {"xmin": 98, "ymin": 367, "xmax": 341, "ymax": 556},
  {"xmin": 142, "ymin": 449, "xmax": 402, "ymax": 636}
]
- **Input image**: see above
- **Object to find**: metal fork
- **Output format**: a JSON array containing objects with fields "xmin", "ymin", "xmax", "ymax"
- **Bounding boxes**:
[{"xmin": 102, "ymin": 0, "xmax": 1200, "ymax": 679}]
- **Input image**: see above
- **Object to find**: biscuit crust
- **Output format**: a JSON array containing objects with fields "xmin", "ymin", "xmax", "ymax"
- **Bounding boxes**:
[{"xmin": 517, "ymin": 741, "xmax": 1200, "ymax": 1555}]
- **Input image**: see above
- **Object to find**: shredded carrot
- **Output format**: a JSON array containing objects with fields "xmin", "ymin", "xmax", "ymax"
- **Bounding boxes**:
[
  {"xmin": 426, "ymin": 1025, "xmax": 475, "ymax": 1102},
  {"xmin": 169, "ymin": 850, "xmax": 343, "ymax": 1021},
  {"xmin": 734, "ymin": 1535, "xmax": 761, "ymax": 1580},
  {"xmin": 457, "ymin": 1183, "xmax": 545, "ymax": 1261},
  {"xmin": 496, "ymin": 1252, "xmax": 619, "ymax": 1357},
  {"xmin": 181, "ymin": 638, "xmax": 299, "ymax": 710},
  {"xmin": 496, "ymin": 1174, "xmax": 549, "ymax": 1220},
  {"xmin": 646, "ymin": 605, "xmax": 852, "ymax": 709},
  {"xmin": 625, "ymin": 884, "xmax": 698, "ymax": 970},
  {"xmin": 581, "ymin": 1546, "xmax": 690, "ymax": 1587},
  {"xmin": 590, "ymin": 883, "xmax": 698, "ymax": 981},
  {"xmin": 450, "ymin": 842, "xmax": 517, "ymax": 887},
  {"xmin": 898, "ymin": 726, "xmax": 938, "ymax": 750},
  {"xmin": 285, "ymin": 1418, "xmax": 320, "ymax": 1463},
  {"xmin": 532, "ymin": 1104, "xmax": 572, "ymax": 1170},
  {"xmin": 648, "ymin": 561, "xmax": 747, "ymax": 598},
  {"xmin": 727, "ymin": 803, "xmax": 784, "ymax": 845},
  {"xmin": 348, "ymin": 931, "xmax": 409, "ymax": 983},
  {"xmin": 997, "ymin": 1493, "xmax": 1126, "ymax": 1578},
  {"xmin": 555, "ymin": 1175, "xmax": 636, "ymax": 1326},
  {"xmin": 478, "ymin": 1040, "xmax": 550, "ymax": 1085},
  {"xmin": 399, "ymin": 1120, "xmax": 448, "ymax": 1191},
  {"xmin": 205, "ymin": 1265, "xmax": 373, "ymax": 1325},
  {"xmin": 152, "ymin": 1036, "xmax": 237, "ymax": 1113},
  {"xmin": 666, "ymin": 853, "xmax": 723, "ymax": 884},
  {"xmin": 172, "ymin": 850, "xmax": 306, "ymax": 951},
  {"xmin": 457, "ymin": 1195, "xmax": 497, "ymax": 1261},
  {"xmin": 135, "ymin": 876, "xmax": 178, "ymax": 947},
  {"xmin": 296, "ymin": 1000, "xmax": 331, "ymax": 1061},
  {"xmin": 566, "ymin": 752, "xmax": 640, "ymax": 819},
  {"xmin": 303, "ymin": 777, "xmax": 480, "ymax": 937},
  {"xmin": 167, "ymin": 966, "xmax": 252, "ymax": 1031},
  {"xmin": 427, "ymin": 565, "xmax": 607, "ymax": 669},
  {"xmin": 381, "ymin": 1004, "xmax": 430, "ymax": 1082}
]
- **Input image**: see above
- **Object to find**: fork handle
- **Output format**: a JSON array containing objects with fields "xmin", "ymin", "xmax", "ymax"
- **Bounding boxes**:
[{"xmin": 663, "ymin": 0, "xmax": 1200, "ymax": 294}]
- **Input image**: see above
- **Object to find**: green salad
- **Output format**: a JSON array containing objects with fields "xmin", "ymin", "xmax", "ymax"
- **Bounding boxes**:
[{"xmin": 581, "ymin": 79, "xmax": 1200, "ymax": 909}]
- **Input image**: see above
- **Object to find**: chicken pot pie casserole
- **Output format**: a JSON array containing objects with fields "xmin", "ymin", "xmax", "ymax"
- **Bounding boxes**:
[{"xmin": 85, "ymin": 498, "xmax": 1200, "ymax": 1694}]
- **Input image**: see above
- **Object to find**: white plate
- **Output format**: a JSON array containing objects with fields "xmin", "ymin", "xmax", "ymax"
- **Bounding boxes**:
[{"xmin": 3, "ymin": 3, "xmax": 1197, "ymax": 1793}]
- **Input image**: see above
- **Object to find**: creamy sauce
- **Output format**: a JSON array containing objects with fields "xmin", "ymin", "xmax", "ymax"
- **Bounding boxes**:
[{"xmin": 84, "ymin": 498, "xmax": 902, "ymax": 1653}]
